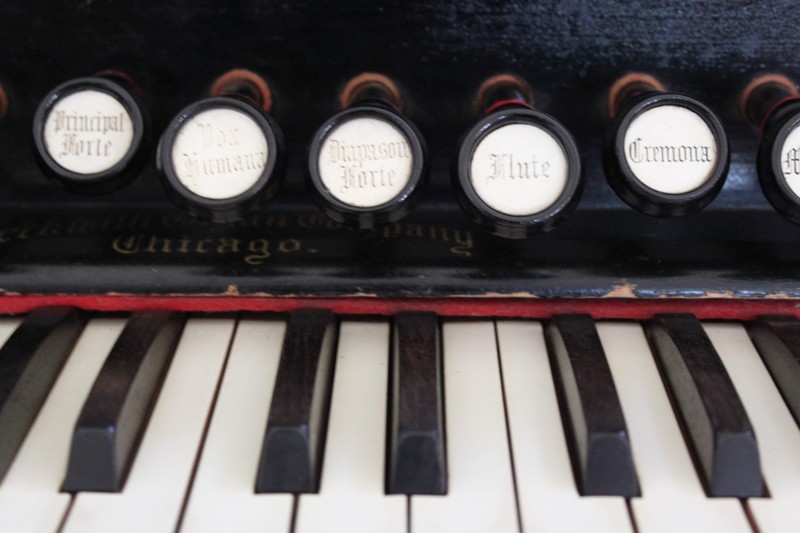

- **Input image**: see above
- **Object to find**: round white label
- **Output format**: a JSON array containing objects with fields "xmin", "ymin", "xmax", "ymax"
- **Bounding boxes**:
[
  {"xmin": 780, "ymin": 125, "xmax": 800, "ymax": 199},
  {"xmin": 317, "ymin": 117, "xmax": 414, "ymax": 207},
  {"xmin": 623, "ymin": 105, "xmax": 718, "ymax": 194},
  {"xmin": 43, "ymin": 90, "xmax": 134, "ymax": 175},
  {"xmin": 170, "ymin": 108, "xmax": 269, "ymax": 200},
  {"xmin": 469, "ymin": 123, "xmax": 569, "ymax": 216}
]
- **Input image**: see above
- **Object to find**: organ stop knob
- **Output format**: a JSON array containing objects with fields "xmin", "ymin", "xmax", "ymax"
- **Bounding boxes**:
[
  {"xmin": 744, "ymin": 74, "xmax": 800, "ymax": 225},
  {"xmin": 306, "ymin": 73, "xmax": 427, "ymax": 229},
  {"xmin": 604, "ymin": 73, "xmax": 730, "ymax": 217},
  {"xmin": 33, "ymin": 74, "xmax": 148, "ymax": 194},
  {"xmin": 453, "ymin": 74, "xmax": 583, "ymax": 238},
  {"xmin": 157, "ymin": 70, "xmax": 285, "ymax": 223}
]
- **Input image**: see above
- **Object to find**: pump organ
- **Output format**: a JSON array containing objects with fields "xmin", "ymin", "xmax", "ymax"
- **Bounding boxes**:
[{"xmin": 1, "ymin": 2, "xmax": 800, "ymax": 533}]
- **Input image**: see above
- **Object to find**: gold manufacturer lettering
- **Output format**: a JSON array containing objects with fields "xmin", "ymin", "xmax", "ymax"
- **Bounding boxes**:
[
  {"xmin": 195, "ymin": 239, "xmax": 213, "ymax": 254},
  {"xmin": 0, "ymin": 215, "xmax": 474, "ymax": 262},
  {"xmin": 112, "ymin": 235, "xmax": 142, "ymax": 255},
  {"xmin": 109, "ymin": 234, "xmax": 303, "ymax": 265},
  {"xmin": 217, "ymin": 238, "xmax": 241, "ymax": 254},
  {"xmin": 246, "ymin": 239, "xmax": 271, "ymax": 264},
  {"xmin": 145, "ymin": 237, "xmax": 172, "ymax": 253},
  {"xmin": 381, "ymin": 223, "xmax": 474, "ymax": 257},
  {"xmin": 278, "ymin": 239, "xmax": 301, "ymax": 254}
]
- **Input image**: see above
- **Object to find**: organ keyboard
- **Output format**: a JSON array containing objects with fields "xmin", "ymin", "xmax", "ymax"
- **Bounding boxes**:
[{"xmin": 0, "ymin": 310, "xmax": 799, "ymax": 532}]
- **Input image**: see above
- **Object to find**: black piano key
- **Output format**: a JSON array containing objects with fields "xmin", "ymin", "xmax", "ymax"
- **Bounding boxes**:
[
  {"xmin": 546, "ymin": 314, "xmax": 639, "ymax": 497},
  {"xmin": 61, "ymin": 311, "xmax": 185, "ymax": 492},
  {"xmin": 0, "ymin": 307, "xmax": 86, "ymax": 481},
  {"xmin": 747, "ymin": 316, "xmax": 800, "ymax": 427},
  {"xmin": 387, "ymin": 312, "xmax": 446, "ymax": 495},
  {"xmin": 647, "ymin": 314, "xmax": 762, "ymax": 497},
  {"xmin": 256, "ymin": 309, "xmax": 337, "ymax": 493}
]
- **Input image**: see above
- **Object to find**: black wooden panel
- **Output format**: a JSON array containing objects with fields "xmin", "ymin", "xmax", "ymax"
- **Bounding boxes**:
[{"xmin": 0, "ymin": 2, "xmax": 797, "ymax": 298}]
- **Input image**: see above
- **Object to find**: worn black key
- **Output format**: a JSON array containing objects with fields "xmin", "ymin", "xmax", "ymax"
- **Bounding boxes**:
[
  {"xmin": 747, "ymin": 316, "xmax": 800, "ymax": 428},
  {"xmin": 0, "ymin": 307, "xmax": 86, "ymax": 481},
  {"xmin": 387, "ymin": 312, "xmax": 446, "ymax": 495},
  {"xmin": 648, "ymin": 314, "xmax": 761, "ymax": 497},
  {"xmin": 546, "ymin": 314, "xmax": 639, "ymax": 497},
  {"xmin": 61, "ymin": 311, "xmax": 185, "ymax": 492},
  {"xmin": 256, "ymin": 309, "xmax": 337, "ymax": 493}
]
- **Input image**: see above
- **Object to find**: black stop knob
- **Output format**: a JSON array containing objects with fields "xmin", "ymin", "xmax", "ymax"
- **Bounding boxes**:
[
  {"xmin": 604, "ymin": 81, "xmax": 729, "ymax": 217},
  {"xmin": 745, "ymin": 75, "xmax": 800, "ymax": 224},
  {"xmin": 453, "ymin": 75, "xmax": 583, "ymax": 239},
  {"xmin": 157, "ymin": 95, "xmax": 285, "ymax": 223},
  {"xmin": 306, "ymin": 74, "xmax": 427, "ymax": 229},
  {"xmin": 757, "ymin": 100, "xmax": 800, "ymax": 224},
  {"xmin": 33, "ymin": 75, "xmax": 148, "ymax": 194}
]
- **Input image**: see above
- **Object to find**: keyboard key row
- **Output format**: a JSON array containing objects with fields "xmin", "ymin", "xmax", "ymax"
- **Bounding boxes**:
[{"xmin": 3, "ymin": 311, "xmax": 800, "ymax": 531}]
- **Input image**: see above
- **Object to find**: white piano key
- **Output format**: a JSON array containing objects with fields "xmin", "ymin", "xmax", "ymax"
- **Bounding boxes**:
[
  {"xmin": 0, "ymin": 317, "xmax": 23, "ymax": 348},
  {"xmin": 0, "ymin": 319, "xmax": 125, "ymax": 533},
  {"xmin": 295, "ymin": 321, "xmax": 405, "ymax": 533},
  {"xmin": 597, "ymin": 322, "xmax": 751, "ymax": 533},
  {"xmin": 179, "ymin": 317, "xmax": 292, "ymax": 533},
  {"xmin": 705, "ymin": 323, "xmax": 800, "ymax": 533},
  {"xmin": 496, "ymin": 321, "xmax": 632, "ymax": 533},
  {"xmin": 61, "ymin": 318, "xmax": 235, "ymax": 533},
  {"xmin": 413, "ymin": 321, "xmax": 518, "ymax": 533}
]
